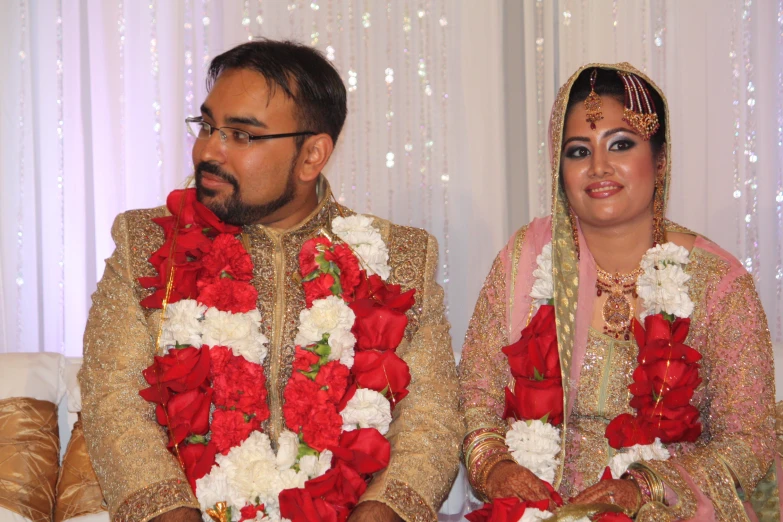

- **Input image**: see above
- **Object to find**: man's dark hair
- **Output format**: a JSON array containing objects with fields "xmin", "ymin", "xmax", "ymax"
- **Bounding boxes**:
[
  {"xmin": 207, "ymin": 39, "xmax": 348, "ymax": 147},
  {"xmin": 565, "ymin": 68, "xmax": 666, "ymax": 159}
]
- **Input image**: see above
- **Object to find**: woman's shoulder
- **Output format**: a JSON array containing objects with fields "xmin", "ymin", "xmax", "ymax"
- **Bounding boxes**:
[
  {"xmin": 504, "ymin": 216, "xmax": 552, "ymax": 254},
  {"xmin": 666, "ymin": 221, "xmax": 749, "ymax": 290}
]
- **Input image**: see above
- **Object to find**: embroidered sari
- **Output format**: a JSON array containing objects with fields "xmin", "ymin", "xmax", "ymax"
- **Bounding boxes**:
[{"xmin": 458, "ymin": 63, "xmax": 780, "ymax": 522}]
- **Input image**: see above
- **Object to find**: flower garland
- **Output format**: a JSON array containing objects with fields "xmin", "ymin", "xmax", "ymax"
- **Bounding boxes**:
[
  {"xmin": 138, "ymin": 190, "xmax": 415, "ymax": 522},
  {"xmin": 468, "ymin": 241, "xmax": 702, "ymax": 521}
]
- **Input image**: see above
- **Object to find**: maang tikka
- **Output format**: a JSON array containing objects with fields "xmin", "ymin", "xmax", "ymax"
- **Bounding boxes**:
[
  {"xmin": 617, "ymin": 71, "xmax": 660, "ymax": 141},
  {"xmin": 584, "ymin": 69, "xmax": 603, "ymax": 129}
]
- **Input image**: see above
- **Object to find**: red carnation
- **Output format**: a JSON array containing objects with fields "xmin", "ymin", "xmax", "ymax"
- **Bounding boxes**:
[
  {"xmin": 283, "ymin": 372, "xmax": 325, "ymax": 432},
  {"xmin": 330, "ymin": 243, "xmax": 361, "ymax": 299},
  {"xmin": 352, "ymin": 350, "xmax": 410, "ymax": 405},
  {"xmin": 139, "ymin": 256, "xmax": 203, "ymax": 308},
  {"xmin": 209, "ymin": 345, "xmax": 233, "ymax": 378},
  {"xmin": 304, "ymin": 273, "xmax": 337, "ymax": 307},
  {"xmin": 197, "ymin": 278, "xmax": 258, "ymax": 313},
  {"xmin": 293, "ymin": 346, "xmax": 321, "ymax": 372},
  {"xmin": 302, "ymin": 401, "xmax": 343, "ymax": 451},
  {"xmin": 239, "ymin": 505, "xmax": 265, "ymax": 522},
  {"xmin": 199, "ymin": 233, "xmax": 253, "ymax": 282},
  {"xmin": 299, "ymin": 237, "xmax": 333, "ymax": 278},
  {"xmin": 314, "ymin": 361, "xmax": 351, "ymax": 404},
  {"xmin": 210, "ymin": 409, "xmax": 261, "ymax": 455},
  {"xmin": 212, "ymin": 354, "xmax": 268, "ymax": 418}
]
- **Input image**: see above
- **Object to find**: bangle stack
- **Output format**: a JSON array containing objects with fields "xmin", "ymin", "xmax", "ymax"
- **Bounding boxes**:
[
  {"xmin": 623, "ymin": 462, "xmax": 666, "ymax": 506},
  {"xmin": 463, "ymin": 428, "xmax": 514, "ymax": 500}
]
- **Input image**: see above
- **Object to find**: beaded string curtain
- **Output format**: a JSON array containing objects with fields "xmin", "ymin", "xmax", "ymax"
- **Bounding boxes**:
[
  {"xmin": 0, "ymin": 0, "xmax": 476, "ymax": 359},
  {"xmin": 512, "ymin": 0, "xmax": 783, "ymax": 342}
]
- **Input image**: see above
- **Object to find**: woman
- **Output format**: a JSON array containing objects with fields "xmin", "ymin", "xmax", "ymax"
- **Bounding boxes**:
[{"xmin": 458, "ymin": 62, "xmax": 779, "ymax": 521}]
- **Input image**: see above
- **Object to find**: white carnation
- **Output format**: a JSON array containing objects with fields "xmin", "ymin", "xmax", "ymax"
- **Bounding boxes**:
[
  {"xmin": 505, "ymin": 419, "xmax": 561, "ymax": 484},
  {"xmin": 530, "ymin": 243, "xmax": 554, "ymax": 304},
  {"xmin": 218, "ymin": 432, "xmax": 280, "ymax": 506},
  {"xmin": 327, "ymin": 328, "xmax": 356, "ymax": 368},
  {"xmin": 299, "ymin": 450, "xmax": 333, "ymax": 479},
  {"xmin": 196, "ymin": 466, "xmax": 233, "ymax": 521},
  {"xmin": 332, "ymin": 215, "xmax": 391, "ymax": 280},
  {"xmin": 275, "ymin": 430, "xmax": 299, "ymax": 471},
  {"xmin": 295, "ymin": 295, "xmax": 355, "ymax": 348},
  {"xmin": 637, "ymin": 242, "xmax": 694, "ymax": 320},
  {"xmin": 519, "ymin": 508, "xmax": 554, "ymax": 522},
  {"xmin": 201, "ymin": 308, "xmax": 269, "ymax": 364},
  {"xmin": 341, "ymin": 388, "xmax": 393, "ymax": 435},
  {"xmin": 159, "ymin": 299, "xmax": 206, "ymax": 349},
  {"xmin": 608, "ymin": 438, "xmax": 670, "ymax": 478}
]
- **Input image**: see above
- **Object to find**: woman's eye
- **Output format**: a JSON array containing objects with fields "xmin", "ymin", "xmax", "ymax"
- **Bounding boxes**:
[
  {"xmin": 565, "ymin": 146, "xmax": 590, "ymax": 158},
  {"xmin": 610, "ymin": 139, "xmax": 635, "ymax": 151}
]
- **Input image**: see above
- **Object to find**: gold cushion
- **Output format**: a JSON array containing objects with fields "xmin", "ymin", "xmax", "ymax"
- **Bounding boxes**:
[
  {"xmin": 55, "ymin": 418, "xmax": 106, "ymax": 522},
  {"xmin": 0, "ymin": 397, "xmax": 60, "ymax": 522}
]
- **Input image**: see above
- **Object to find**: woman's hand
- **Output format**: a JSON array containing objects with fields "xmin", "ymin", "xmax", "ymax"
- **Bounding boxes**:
[
  {"xmin": 570, "ymin": 478, "xmax": 641, "ymax": 513},
  {"xmin": 484, "ymin": 461, "xmax": 552, "ymax": 504}
]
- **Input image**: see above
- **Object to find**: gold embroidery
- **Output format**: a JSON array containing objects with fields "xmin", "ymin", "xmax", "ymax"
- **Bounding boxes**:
[{"xmin": 113, "ymin": 479, "xmax": 197, "ymax": 522}]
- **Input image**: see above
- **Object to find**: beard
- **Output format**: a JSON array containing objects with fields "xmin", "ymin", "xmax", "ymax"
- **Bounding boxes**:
[{"xmin": 195, "ymin": 161, "xmax": 296, "ymax": 226}]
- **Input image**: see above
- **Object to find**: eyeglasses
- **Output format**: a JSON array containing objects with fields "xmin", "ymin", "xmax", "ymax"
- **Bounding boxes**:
[{"xmin": 185, "ymin": 117, "xmax": 316, "ymax": 149}]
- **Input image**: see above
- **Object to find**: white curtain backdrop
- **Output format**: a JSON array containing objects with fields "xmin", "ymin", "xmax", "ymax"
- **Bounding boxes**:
[
  {"xmin": 1, "ymin": 1, "xmax": 782, "ymax": 517},
  {"xmin": 0, "ymin": 0, "xmax": 510, "ymax": 366},
  {"xmin": 508, "ymin": 0, "xmax": 783, "ymax": 343}
]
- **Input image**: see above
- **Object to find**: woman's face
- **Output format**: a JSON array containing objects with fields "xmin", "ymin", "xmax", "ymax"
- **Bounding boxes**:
[{"xmin": 560, "ymin": 96, "xmax": 661, "ymax": 230}]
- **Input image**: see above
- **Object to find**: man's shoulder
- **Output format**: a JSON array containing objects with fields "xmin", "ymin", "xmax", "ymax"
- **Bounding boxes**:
[{"xmin": 363, "ymin": 213, "xmax": 436, "ymax": 289}]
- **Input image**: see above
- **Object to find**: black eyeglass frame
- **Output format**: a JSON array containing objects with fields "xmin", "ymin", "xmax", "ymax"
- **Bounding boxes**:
[{"xmin": 185, "ymin": 116, "xmax": 317, "ymax": 143}]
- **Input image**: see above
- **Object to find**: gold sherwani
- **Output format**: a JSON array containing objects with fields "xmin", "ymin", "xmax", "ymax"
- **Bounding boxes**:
[{"xmin": 79, "ymin": 180, "xmax": 462, "ymax": 522}]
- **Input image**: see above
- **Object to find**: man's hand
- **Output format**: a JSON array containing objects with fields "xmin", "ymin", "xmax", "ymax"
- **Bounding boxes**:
[
  {"xmin": 151, "ymin": 507, "xmax": 202, "ymax": 522},
  {"xmin": 484, "ymin": 460, "xmax": 552, "ymax": 505},
  {"xmin": 570, "ymin": 478, "xmax": 640, "ymax": 513},
  {"xmin": 347, "ymin": 501, "xmax": 402, "ymax": 522}
]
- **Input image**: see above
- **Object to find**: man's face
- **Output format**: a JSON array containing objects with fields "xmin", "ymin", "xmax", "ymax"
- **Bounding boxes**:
[{"xmin": 193, "ymin": 68, "xmax": 302, "ymax": 225}]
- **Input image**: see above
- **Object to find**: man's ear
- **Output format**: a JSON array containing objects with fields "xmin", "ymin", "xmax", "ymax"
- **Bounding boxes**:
[{"xmin": 298, "ymin": 134, "xmax": 334, "ymax": 183}]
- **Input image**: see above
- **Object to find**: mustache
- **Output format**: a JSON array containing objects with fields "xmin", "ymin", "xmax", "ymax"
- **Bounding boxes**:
[{"xmin": 195, "ymin": 162, "xmax": 239, "ymax": 191}]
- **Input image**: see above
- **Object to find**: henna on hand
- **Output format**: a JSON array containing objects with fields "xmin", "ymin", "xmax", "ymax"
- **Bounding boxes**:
[{"xmin": 485, "ymin": 461, "xmax": 553, "ymax": 506}]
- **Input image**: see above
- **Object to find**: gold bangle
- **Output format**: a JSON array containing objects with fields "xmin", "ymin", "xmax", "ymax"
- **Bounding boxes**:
[
  {"xmin": 628, "ymin": 463, "xmax": 666, "ymax": 505},
  {"xmin": 462, "ymin": 428, "xmax": 506, "ymax": 461},
  {"xmin": 474, "ymin": 451, "xmax": 515, "ymax": 501},
  {"xmin": 467, "ymin": 439, "xmax": 507, "ymax": 480},
  {"xmin": 464, "ymin": 434, "xmax": 506, "ymax": 467},
  {"xmin": 468, "ymin": 444, "xmax": 510, "ymax": 490}
]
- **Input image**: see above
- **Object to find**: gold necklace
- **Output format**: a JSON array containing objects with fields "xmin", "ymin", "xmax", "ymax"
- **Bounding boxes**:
[{"xmin": 595, "ymin": 265, "xmax": 644, "ymax": 340}]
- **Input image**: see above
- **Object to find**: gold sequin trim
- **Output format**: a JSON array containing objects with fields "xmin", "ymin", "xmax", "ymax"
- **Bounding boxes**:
[
  {"xmin": 379, "ymin": 478, "xmax": 437, "ymax": 522},
  {"xmin": 641, "ymin": 460, "xmax": 698, "ymax": 520},
  {"xmin": 679, "ymin": 452, "xmax": 750, "ymax": 521},
  {"xmin": 113, "ymin": 479, "xmax": 197, "ymax": 522}
]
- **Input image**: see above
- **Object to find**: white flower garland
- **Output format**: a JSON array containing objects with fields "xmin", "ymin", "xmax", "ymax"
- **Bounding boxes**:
[
  {"xmin": 508, "ymin": 241, "xmax": 693, "ymax": 483},
  {"xmin": 162, "ymin": 216, "xmax": 393, "ymax": 522}
]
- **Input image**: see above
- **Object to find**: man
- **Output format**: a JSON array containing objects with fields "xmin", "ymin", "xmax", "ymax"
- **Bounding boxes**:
[{"xmin": 79, "ymin": 39, "xmax": 462, "ymax": 522}]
